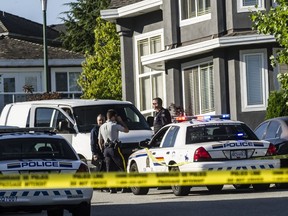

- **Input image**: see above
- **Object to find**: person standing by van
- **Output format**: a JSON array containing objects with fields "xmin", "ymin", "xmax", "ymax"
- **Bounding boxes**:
[
  {"xmin": 90, "ymin": 114, "xmax": 105, "ymax": 172},
  {"xmin": 152, "ymin": 97, "xmax": 172, "ymax": 134},
  {"xmin": 98, "ymin": 109, "xmax": 129, "ymax": 193}
]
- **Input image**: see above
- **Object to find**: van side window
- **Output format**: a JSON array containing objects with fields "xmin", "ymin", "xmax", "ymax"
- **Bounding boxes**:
[{"xmin": 35, "ymin": 108, "xmax": 55, "ymax": 127}]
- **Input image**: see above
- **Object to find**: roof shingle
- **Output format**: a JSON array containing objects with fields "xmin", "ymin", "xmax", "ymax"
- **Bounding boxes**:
[{"xmin": 109, "ymin": 0, "xmax": 143, "ymax": 9}]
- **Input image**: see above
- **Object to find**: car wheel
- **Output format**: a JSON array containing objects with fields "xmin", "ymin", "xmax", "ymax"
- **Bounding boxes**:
[
  {"xmin": 72, "ymin": 202, "xmax": 91, "ymax": 216},
  {"xmin": 129, "ymin": 163, "xmax": 149, "ymax": 195},
  {"xmin": 206, "ymin": 185, "xmax": 223, "ymax": 193},
  {"xmin": 47, "ymin": 209, "xmax": 64, "ymax": 216},
  {"xmin": 170, "ymin": 166, "xmax": 190, "ymax": 196},
  {"xmin": 252, "ymin": 184, "xmax": 270, "ymax": 191},
  {"xmin": 233, "ymin": 184, "xmax": 251, "ymax": 190}
]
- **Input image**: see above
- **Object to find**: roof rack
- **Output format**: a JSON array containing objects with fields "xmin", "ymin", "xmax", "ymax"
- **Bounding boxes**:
[{"xmin": 0, "ymin": 127, "xmax": 56, "ymax": 134}]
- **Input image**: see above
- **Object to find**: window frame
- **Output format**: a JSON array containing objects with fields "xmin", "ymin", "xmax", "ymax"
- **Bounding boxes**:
[
  {"xmin": 181, "ymin": 57, "xmax": 215, "ymax": 116},
  {"xmin": 179, "ymin": 0, "xmax": 211, "ymax": 27},
  {"xmin": 51, "ymin": 68, "xmax": 82, "ymax": 93},
  {"xmin": 134, "ymin": 29, "xmax": 166, "ymax": 116},
  {"xmin": 237, "ymin": 0, "xmax": 265, "ymax": 13},
  {"xmin": 240, "ymin": 49, "xmax": 268, "ymax": 112}
]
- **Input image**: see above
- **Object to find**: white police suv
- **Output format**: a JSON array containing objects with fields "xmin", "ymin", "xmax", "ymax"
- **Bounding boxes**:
[
  {"xmin": 0, "ymin": 128, "xmax": 93, "ymax": 215},
  {"xmin": 127, "ymin": 115, "xmax": 281, "ymax": 196}
]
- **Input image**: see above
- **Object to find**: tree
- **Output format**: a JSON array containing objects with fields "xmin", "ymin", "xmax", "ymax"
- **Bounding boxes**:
[
  {"xmin": 61, "ymin": 0, "xmax": 110, "ymax": 55},
  {"xmin": 78, "ymin": 17, "xmax": 122, "ymax": 100},
  {"xmin": 251, "ymin": 0, "xmax": 288, "ymax": 119},
  {"xmin": 251, "ymin": 0, "xmax": 288, "ymax": 66}
]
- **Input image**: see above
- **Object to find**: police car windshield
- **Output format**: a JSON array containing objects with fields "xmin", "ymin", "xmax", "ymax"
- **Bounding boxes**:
[
  {"xmin": 73, "ymin": 104, "xmax": 151, "ymax": 133},
  {"xmin": 186, "ymin": 123, "xmax": 259, "ymax": 144},
  {"xmin": 0, "ymin": 138, "xmax": 78, "ymax": 160}
]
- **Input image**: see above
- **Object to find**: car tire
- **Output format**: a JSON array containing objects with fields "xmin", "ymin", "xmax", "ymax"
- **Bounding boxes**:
[
  {"xmin": 47, "ymin": 208, "xmax": 64, "ymax": 216},
  {"xmin": 129, "ymin": 163, "xmax": 149, "ymax": 195},
  {"xmin": 170, "ymin": 166, "xmax": 190, "ymax": 196},
  {"xmin": 72, "ymin": 202, "xmax": 91, "ymax": 216},
  {"xmin": 233, "ymin": 184, "xmax": 251, "ymax": 190},
  {"xmin": 252, "ymin": 184, "xmax": 270, "ymax": 191},
  {"xmin": 206, "ymin": 185, "xmax": 223, "ymax": 193}
]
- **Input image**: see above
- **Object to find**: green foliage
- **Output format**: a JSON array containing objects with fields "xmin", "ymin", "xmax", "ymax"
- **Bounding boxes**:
[
  {"xmin": 266, "ymin": 73, "xmax": 288, "ymax": 119},
  {"xmin": 60, "ymin": 0, "xmax": 110, "ymax": 55},
  {"xmin": 251, "ymin": 0, "xmax": 288, "ymax": 66},
  {"xmin": 79, "ymin": 17, "xmax": 122, "ymax": 100}
]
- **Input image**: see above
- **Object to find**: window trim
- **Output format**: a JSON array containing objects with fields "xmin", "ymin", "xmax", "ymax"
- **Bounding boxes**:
[
  {"xmin": 179, "ymin": 0, "xmax": 211, "ymax": 27},
  {"xmin": 134, "ymin": 29, "xmax": 166, "ymax": 115},
  {"xmin": 237, "ymin": 0, "xmax": 265, "ymax": 13},
  {"xmin": 240, "ymin": 49, "xmax": 268, "ymax": 112}
]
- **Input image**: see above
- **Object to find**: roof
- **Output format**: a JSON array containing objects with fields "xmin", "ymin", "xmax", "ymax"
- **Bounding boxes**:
[
  {"xmin": 0, "ymin": 36, "xmax": 83, "ymax": 60},
  {"xmin": 9, "ymin": 99, "xmax": 133, "ymax": 107},
  {"xmin": 0, "ymin": 10, "xmax": 60, "ymax": 45},
  {"xmin": 109, "ymin": 0, "xmax": 143, "ymax": 9}
]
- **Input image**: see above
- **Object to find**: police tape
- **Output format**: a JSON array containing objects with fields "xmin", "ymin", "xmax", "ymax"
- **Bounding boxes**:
[
  {"xmin": 144, "ymin": 148, "xmax": 288, "ymax": 167},
  {"xmin": 2, "ymin": 169, "xmax": 288, "ymax": 189}
]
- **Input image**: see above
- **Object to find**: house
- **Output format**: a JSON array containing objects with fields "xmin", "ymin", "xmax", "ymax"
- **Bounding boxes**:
[
  {"xmin": 101, "ymin": 0, "xmax": 286, "ymax": 129},
  {"xmin": 0, "ymin": 11, "xmax": 84, "ymax": 110}
]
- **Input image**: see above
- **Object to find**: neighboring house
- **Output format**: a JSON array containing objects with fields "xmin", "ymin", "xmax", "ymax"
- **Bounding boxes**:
[
  {"xmin": 0, "ymin": 11, "xmax": 84, "ymax": 110},
  {"xmin": 101, "ymin": 0, "xmax": 287, "ymax": 129}
]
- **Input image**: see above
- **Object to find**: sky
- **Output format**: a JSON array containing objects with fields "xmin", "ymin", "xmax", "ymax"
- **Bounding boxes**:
[{"xmin": 0, "ymin": 0, "xmax": 78, "ymax": 25}]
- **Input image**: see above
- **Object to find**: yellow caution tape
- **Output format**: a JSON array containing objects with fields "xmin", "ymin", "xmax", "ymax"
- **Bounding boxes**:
[{"xmin": 1, "ymin": 169, "xmax": 288, "ymax": 189}]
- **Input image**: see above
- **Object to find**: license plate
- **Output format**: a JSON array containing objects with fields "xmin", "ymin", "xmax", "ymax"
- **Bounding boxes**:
[{"xmin": 231, "ymin": 150, "xmax": 247, "ymax": 159}]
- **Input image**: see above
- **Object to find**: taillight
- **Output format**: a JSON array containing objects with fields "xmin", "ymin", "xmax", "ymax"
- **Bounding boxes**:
[
  {"xmin": 194, "ymin": 147, "xmax": 212, "ymax": 162},
  {"xmin": 266, "ymin": 144, "xmax": 277, "ymax": 156},
  {"xmin": 76, "ymin": 162, "xmax": 90, "ymax": 173}
]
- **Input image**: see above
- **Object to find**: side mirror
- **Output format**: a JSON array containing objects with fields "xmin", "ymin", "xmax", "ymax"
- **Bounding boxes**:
[
  {"xmin": 147, "ymin": 116, "xmax": 154, "ymax": 127},
  {"xmin": 139, "ymin": 139, "xmax": 150, "ymax": 148}
]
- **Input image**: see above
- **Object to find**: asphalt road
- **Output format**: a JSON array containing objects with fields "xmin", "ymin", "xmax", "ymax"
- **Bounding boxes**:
[{"xmin": 3, "ymin": 185, "xmax": 288, "ymax": 216}]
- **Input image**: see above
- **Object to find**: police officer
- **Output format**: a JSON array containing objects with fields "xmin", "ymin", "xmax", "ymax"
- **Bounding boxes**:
[
  {"xmin": 90, "ymin": 114, "xmax": 105, "ymax": 172},
  {"xmin": 152, "ymin": 97, "xmax": 172, "ymax": 134},
  {"xmin": 98, "ymin": 109, "xmax": 129, "ymax": 193}
]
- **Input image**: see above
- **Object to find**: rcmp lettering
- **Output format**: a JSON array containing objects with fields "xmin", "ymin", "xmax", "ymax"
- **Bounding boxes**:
[{"xmin": 21, "ymin": 161, "xmax": 59, "ymax": 168}]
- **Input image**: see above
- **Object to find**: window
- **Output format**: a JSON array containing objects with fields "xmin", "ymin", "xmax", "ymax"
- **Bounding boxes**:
[
  {"xmin": 265, "ymin": 121, "xmax": 280, "ymax": 139},
  {"xmin": 183, "ymin": 61, "xmax": 214, "ymax": 115},
  {"xmin": 237, "ymin": 0, "xmax": 265, "ymax": 12},
  {"xmin": 162, "ymin": 126, "xmax": 180, "ymax": 148},
  {"xmin": 180, "ymin": 0, "xmax": 211, "ymax": 26},
  {"xmin": 240, "ymin": 50, "xmax": 268, "ymax": 112},
  {"xmin": 55, "ymin": 71, "xmax": 81, "ymax": 92},
  {"xmin": 135, "ymin": 30, "xmax": 165, "ymax": 116}
]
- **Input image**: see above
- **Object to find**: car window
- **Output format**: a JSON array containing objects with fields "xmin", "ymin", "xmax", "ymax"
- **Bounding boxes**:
[
  {"xmin": 149, "ymin": 126, "xmax": 170, "ymax": 148},
  {"xmin": 73, "ymin": 104, "xmax": 150, "ymax": 133},
  {"xmin": 162, "ymin": 126, "xmax": 179, "ymax": 148},
  {"xmin": 186, "ymin": 123, "xmax": 258, "ymax": 144},
  {"xmin": 0, "ymin": 137, "xmax": 78, "ymax": 160},
  {"xmin": 266, "ymin": 121, "xmax": 281, "ymax": 139},
  {"xmin": 254, "ymin": 122, "xmax": 269, "ymax": 139}
]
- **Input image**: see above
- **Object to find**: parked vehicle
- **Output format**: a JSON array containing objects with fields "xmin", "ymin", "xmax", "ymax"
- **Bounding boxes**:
[
  {"xmin": 254, "ymin": 116, "xmax": 288, "ymax": 155},
  {"xmin": 0, "ymin": 99, "xmax": 153, "ymax": 168},
  {"xmin": 127, "ymin": 115, "xmax": 280, "ymax": 196},
  {"xmin": 0, "ymin": 128, "xmax": 93, "ymax": 215}
]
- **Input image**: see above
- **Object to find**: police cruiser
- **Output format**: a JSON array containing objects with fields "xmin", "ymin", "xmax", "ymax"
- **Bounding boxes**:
[
  {"xmin": 127, "ymin": 115, "xmax": 281, "ymax": 196},
  {"xmin": 0, "ymin": 128, "xmax": 92, "ymax": 215}
]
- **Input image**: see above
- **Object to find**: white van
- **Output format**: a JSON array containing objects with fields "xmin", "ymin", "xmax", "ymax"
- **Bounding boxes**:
[{"xmin": 0, "ymin": 99, "xmax": 153, "ymax": 167}]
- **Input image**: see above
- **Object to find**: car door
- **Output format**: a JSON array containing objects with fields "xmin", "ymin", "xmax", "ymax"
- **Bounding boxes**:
[{"xmin": 148, "ymin": 126, "xmax": 180, "ymax": 172}]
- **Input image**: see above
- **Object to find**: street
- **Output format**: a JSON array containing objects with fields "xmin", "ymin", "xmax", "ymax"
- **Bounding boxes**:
[{"xmin": 3, "ymin": 185, "xmax": 288, "ymax": 216}]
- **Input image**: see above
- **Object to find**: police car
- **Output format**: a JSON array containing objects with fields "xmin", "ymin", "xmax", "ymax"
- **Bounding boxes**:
[
  {"xmin": 127, "ymin": 115, "xmax": 281, "ymax": 196},
  {"xmin": 0, "ymin": 128, "xmax": 93, "ymax": 215}
]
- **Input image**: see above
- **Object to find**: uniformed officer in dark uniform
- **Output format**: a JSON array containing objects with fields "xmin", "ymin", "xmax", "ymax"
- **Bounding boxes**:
[
  {"xmin": 152, "ymin": 97, "xmax": 172, "ymax": 134},
  {"xmin": 90, "ymin": 114, "xmax": 105, "ymax": 172},
  {"xmin": 98, "ymin": 109, "xmax": 129, "ymax": 193}
]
